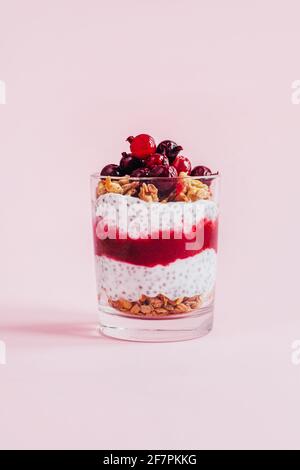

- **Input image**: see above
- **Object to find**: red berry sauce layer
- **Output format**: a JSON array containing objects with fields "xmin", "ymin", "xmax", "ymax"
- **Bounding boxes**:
[{"xmin": 94, "ymin": 219, "xmax": 218, "ymax": 267}]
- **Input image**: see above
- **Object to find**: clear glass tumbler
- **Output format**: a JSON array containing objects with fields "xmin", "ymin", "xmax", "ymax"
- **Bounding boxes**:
[{"xmin": 91, "ymin": 172, "xmax": 220, "ymax": 342}]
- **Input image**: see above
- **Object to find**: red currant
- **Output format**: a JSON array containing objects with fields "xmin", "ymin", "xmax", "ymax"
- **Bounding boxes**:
[
  {"xmin": 173, "ymin": 155, "xmax": 192, "ymax": 175},
  {"xmin": 127, "ymin": 134, "xmax": 156, "ymax": 158}
]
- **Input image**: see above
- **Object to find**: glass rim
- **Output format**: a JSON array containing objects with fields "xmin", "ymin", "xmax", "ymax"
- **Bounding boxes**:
[{"xmin": 90, "ymin": 172, "xmax": 220, "ymax": 181}]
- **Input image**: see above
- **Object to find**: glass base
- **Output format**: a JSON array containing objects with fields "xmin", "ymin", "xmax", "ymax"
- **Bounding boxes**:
[{"xmin": 98, "ymin": 305, "xmax": 213, "ymax": 342}]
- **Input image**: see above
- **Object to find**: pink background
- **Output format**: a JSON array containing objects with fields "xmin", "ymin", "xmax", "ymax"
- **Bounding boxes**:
[{"xmin": 0, "ymin": 0, "xmax": 300, "ymax": 450}]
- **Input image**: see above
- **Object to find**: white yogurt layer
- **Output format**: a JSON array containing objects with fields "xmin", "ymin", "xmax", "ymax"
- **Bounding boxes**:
[
  {"xmin": 95, "ymin": 249, "xmax": 217, "ymax": 302},
  {"xmin": 95, "ymin": 193, "xmax": 218, "ymax": 239}
]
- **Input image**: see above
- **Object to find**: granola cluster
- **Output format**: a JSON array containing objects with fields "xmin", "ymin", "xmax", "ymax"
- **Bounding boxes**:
[
  {"xmin": 108, "ymin": 294, "xmax": 201, "ymax": 318},
  {"xmin": 162, "ymin": 173, "xmax": 211, "ymax": 202},
  {"xmin": 96, "ymin": 173, "xmax": 211, "ymax": 203}
]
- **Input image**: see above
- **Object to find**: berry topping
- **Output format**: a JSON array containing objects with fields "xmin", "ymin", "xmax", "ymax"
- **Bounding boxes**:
[
  {"xmin": 173, "ymin": 155, "xmax": 192, "ymax": 175},
  {"xmin": 191, "ymin": 165, "xmax": 212, "ymax": 177},
  {"xmin": 131, "ymin": 168, "xmax": 150, "ymax": 178},
  {"xmin": 149, "ymin": 165, "xmax": 169, "ymax": 178},
  {"xmin": 100, "ymin": 164, "xmax": 121, "ymax": 177},
  {"xmin": 156, "ymin": 140, "xmax": 183, "ymax": 162},
  {"xmin": 98, "ymin": 133, "xmax": 216, "ymax": 202},
  {"xmin": 149, "ymin": 165, "xmax": 178, "ymax": 196},
  {"xmin": 119, "ymin": 152, "xmax": 144, "ymax": 175},
  {"xmin": 127, "ymin": 134, "xmax": 156, "ymax": 158},
  {"xmin": 191, "ymin": 165, "xmax": 213, "ymax": 186},
  {"xmin": 145, "ymin": 153, "xmax": 169, "ymax": 169}
]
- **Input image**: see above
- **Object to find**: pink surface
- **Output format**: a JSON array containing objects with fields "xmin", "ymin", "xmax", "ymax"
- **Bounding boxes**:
[{"xmin": 0, "ymin": 0, "xmax": 300, "ymax": 450}]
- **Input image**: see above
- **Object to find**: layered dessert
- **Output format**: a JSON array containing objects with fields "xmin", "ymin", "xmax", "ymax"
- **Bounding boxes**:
[{"xmin": 92, "ymin": 134, "xmax": 219, "ymax": 318}]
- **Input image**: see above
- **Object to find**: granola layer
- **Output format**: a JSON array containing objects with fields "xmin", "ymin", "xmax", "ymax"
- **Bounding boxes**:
[
  {"xmin": 96, "ymin": 172, "xmax": 211, "ymax": 203},
  {"xmin": 109, "ymin": 294, "xmax": 202, "ymax": 318}
]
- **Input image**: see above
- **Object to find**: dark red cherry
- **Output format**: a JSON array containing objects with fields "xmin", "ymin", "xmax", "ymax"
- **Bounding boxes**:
[
  {"xmin": 191, "ymin": 165, "xmax": 213, "ymax": 186},
  {"xmin": 149, "ymin": 165, "xmax": 169, "ymax": 178},
  {"xmin": 119, "ymin": 152, "xmax": 144, "ymax": 175},
  {"xmin": 127, "ymin": 134, "xmax": 156, "ymax": 158},
  {"xmin": 145, "ymin": 153, "xmax": 169, "ymax": 169},
  {"xmin": 191, "ymin": 165, "xmax": 212, "ymax": 176},
  {"xmin": 131, "ymin": 168, "xmax": 150, "ymax": 178},
  {"xmin": 100, "ymin": 164, "xmax": 121, "ymax": 177},
  {"xmin": 156, "ymin": 140, "xmax": 183, "ymax": 162},
  {"xmin": 149, "ymin": 165, "xmax": 178, "ymax": 196},
  {"xmin": 173, "ymin": 155, "xmax": 192, "ymax": 175}
]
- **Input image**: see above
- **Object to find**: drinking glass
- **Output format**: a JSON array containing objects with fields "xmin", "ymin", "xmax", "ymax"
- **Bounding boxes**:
[{"xmin": 91, "ymin": 173, "xmax": 220, "ymax": 342}]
